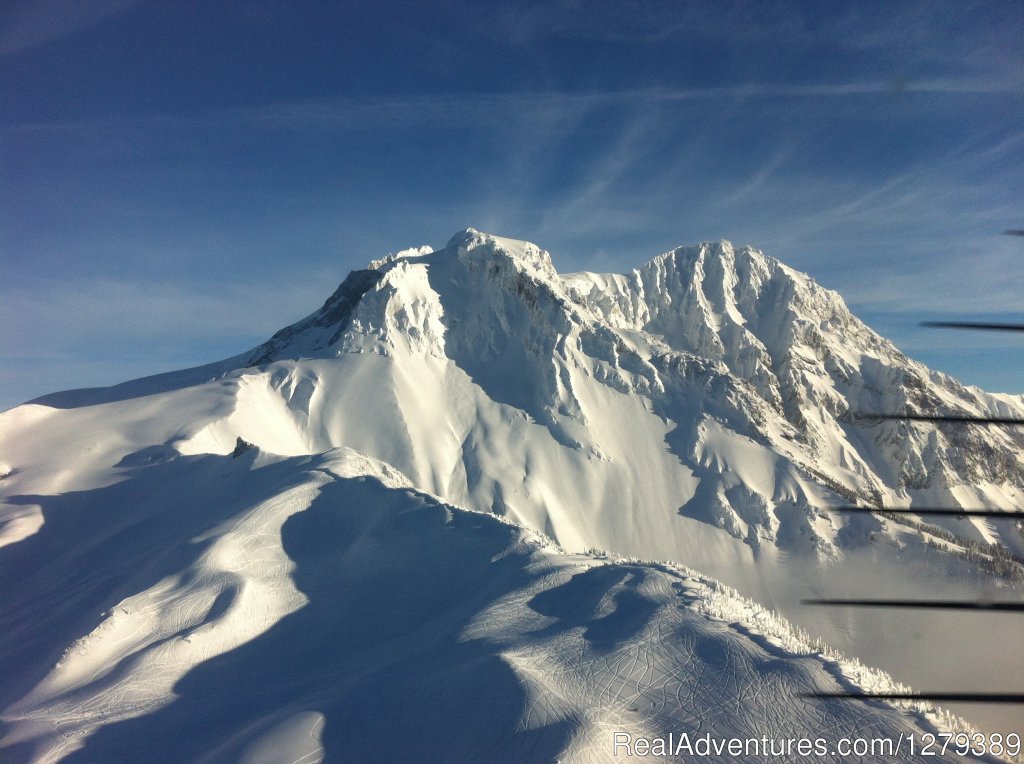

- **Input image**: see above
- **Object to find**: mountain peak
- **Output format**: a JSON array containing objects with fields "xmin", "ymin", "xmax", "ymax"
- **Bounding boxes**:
[
  {"xmin": 444, "ymin": 228, "xmax": 558, "ymax": 281},
  {"xmin": 7, "ymin": 230, "xmax": 1023, "ymax": 754}
]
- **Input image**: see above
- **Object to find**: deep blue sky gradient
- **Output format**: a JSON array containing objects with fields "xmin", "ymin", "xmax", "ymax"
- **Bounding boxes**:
[{"xmin": 2, "ymin": 0, "xmax": 1023, "ymax": 409}]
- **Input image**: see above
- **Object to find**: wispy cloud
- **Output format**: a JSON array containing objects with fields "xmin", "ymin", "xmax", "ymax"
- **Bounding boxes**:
[
  {"xmin": 535, "ymin": 105, "xmax": 663, "ymax": 231},
  {"xmin": 470, "ymin": 0, "xmax": 1024, "ymax": 85},
  {"xmin": 6, "ymin": 75, "xmax": 1020, "ymax": 138},
  {"xmin": 0, "ymin": 0, "xmax": 145, "ymax": 57},
  {"xmin": 0, "ymin": 272, "xmax": 344, "ymax": 407},
  {"xmin": 2, "ymin": 274, "xmax": 334, "ymax": 354},
  {"xmin": 227, "ymin": 79, "xmax": 1024, "ymax": 136},
  {"xmin": 719, "ymin": 149, "xmax": 791, "ymax": 207}
]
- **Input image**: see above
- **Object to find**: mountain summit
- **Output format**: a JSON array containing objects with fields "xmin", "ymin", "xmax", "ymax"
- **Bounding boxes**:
[
  {"xmin": 3, "ymin": 230, "xmax": 1022, "ymax": 760},
  {"xmin": 195, "ymin": 229, "xmax": 1024, "ymax": 563}
]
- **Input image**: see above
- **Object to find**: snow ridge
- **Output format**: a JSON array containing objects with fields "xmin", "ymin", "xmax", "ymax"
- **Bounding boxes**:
[
  {"xmin": 3, "ymin": 229, "xmax": 1023, "ymax": 759},
  {"xmin": 238, "ymin": 230, "xmax": 1024, "ymax": 562}
]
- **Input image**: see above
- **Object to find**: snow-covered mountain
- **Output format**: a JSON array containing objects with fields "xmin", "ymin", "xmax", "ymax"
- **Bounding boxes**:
[{"xmin": 2, "ymin": 229, "xmax": 1022, "ymax": 761}]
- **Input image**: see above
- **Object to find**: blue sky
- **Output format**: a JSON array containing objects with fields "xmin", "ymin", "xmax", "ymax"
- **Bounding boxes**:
[{"xmin": 2, "ymin": 0, "xmax": 1023, "ymax": 410}]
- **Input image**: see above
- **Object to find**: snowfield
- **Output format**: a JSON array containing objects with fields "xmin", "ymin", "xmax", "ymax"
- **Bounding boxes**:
[
  {"xmin": 0, "ymin": 449, "xmax": 1002, "ymax": 762},
  {"xmin": 2, "ymin": 229, "xmax": 1022, "ymax": 761}
]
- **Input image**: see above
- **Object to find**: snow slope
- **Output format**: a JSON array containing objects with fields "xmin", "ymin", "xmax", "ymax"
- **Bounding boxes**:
[
  {"xmin": 2, "ymin": 229, "xmax": 1023, "ymax": 757},
  {"xmin": 0, "ymin": 447, "xmax": 1001, "ymax": 762}
]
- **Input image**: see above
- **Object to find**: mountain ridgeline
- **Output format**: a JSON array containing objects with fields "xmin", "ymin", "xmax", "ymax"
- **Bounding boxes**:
[
  {"xmin": 4, "ymin": 229, "xmax": 1023, "ymax": 760},
  {"xmin": 233, "ymin": 229, "xmax": 1024, "ymax": 567}
]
